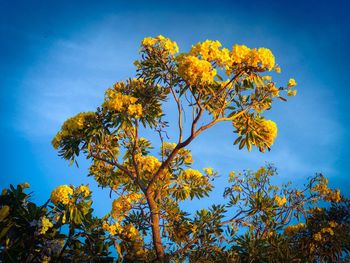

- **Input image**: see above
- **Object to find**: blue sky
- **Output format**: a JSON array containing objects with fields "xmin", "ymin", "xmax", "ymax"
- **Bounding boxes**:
[{"xmin": 1, "ymin": 0, "xmax": 349, "ymax": 216}]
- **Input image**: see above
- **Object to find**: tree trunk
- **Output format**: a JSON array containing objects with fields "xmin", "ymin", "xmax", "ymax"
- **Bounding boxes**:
[{"xmin": 146, "ymin": 191, "xmax": 165, "ymax": 262}]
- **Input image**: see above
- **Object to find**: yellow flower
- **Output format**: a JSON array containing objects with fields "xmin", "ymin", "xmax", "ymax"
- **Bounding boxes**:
[
  {"xmin": 50, "ymin": 185, "xmax": 73, "ymax": 205},
  {"xmin": 284, "ymin": 223, "xmax": 305, "ymax": 236},
  {"xmin": 135, "ymin": 155, "xmax": 161, "ymax": 174},
  {"xmin": 233, "ymin": 185, "xmax": 242, "ymax": 192},
  {"xmin": 288, "ymin": 78, "xmax": 297, "ymax": 87},
  {"xmin": 229, "ymin": 171, "xmax": 236, "ymax": 182},
  {"xmin": 103, "ymin": 86, "xmax": 143, "ymax": 119},
  {"xmin": 39, "ymin": 216, "xmax": 53, "ymax": 235},
  {"xmin": 52, "ymin": 112, "xmax": 95, "ymax": 148},
  {"xmin": 142, "ymin": 35, "xmax": 179, "ymax": 55},
  {"xmin": 313, "ymin": 232, "xmax": 323, "ymax": 241},
  {"xmin": 328, "ymin": 189, "xmax": 341, "ymax": 203},
  {"xmin": 308, "ymin": 206, "xmax": 324, "ymax": 214},
  {"xmin": 102, "ymin": 221, "xmax": 121, "ymax": 236},
  {"xmin": 287, "ymin": 89, "xmax": 297, "ymax": 96},
  {"xmin": 329, "ymin": 221, "xmax": 338, "ymax": 228},
  {"xmin": 182, "ymin": 169, "xmax": 203, "ymax": 180},
  {"xmin": 231, "ymin": 45, "xmax": 275, "ymax": 70},
  {"xmin": 122, "ymin": 224, "xmax": 141, "ymax": 240},
  {"xmin": 183, "ymin": 154, "xmax": 193, "ymax": 164},
  {"xmin": 178, "ymin": 55, "xmax": 217, "ymax": 86},
  {"xmin": 268, "ymin": 84, "xmax": 280, "ymax": 97},
  {"xmin": 76, "ymin": 185, "xmax": 90, "ymax": 197},
  {"xmin": 231, "ymin": 44, "xmax": 250, "ymax": 64},
  {"xmin": 111, "ymin": 193, "xmax": 143, "ymax": 221},
  {"xmin": 190, "ymin": 40, "xmax": 231, "ymax": 67},
  {"xmin": 260, "ymin": 120, "xmax": 278, "ymax": 147},
  {"xmin": 274, "ymin": 195, "xmax": 287, "ymax": 206},
  {"xmin": 127, "ymin": 104, "xmax": 143, "ymax": 118},
  {"xmin": 257, "ymin": 48, "xmax": 275, "ymax": 70},
  {"xmin": 203, "ymin": 167, "xmax": 213, "ymax": 175}
]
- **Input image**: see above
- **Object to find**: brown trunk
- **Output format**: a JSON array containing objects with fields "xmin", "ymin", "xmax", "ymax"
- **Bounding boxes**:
[{"xmin": 146, "ymin": 190, "xmax": 165, "ymax": 262}]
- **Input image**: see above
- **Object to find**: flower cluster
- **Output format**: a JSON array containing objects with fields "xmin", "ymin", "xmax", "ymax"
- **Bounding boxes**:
[
  {"xmin": 142, "ymin": 35, "xmax": 179, "ymax": 55},
  {"xmin": 288, "ymin": 78, "xmax": 297, "ymax": 87},
  {"xmin": 102, "ymin": 221, "xmax": 143, "ymax": 249},
  {"xmin": 75, "ymin": 185, "xmax": 90, "ymax": 197},
  {"xmin": 103, "ymin": 84, "xmax": 143, "ymax": 119},
  {"xmin": 313, "ymin": 221, "xmax": 338, "ymax": 242},
  {"xmin": 136, "ymin": 155, "xmax": 161, "ymax": 174},
  {"xmin": 162, "ymin": 142, "xmax": 193, "ymax": 165},
  {"xmin": 233, "ymin": 115, "xmax": 278, "ymax": 151},
  {"xmin": 37, "ymin": 216, "xmax": 53, "ymax": 235},
  {"xmin": 50, "ymin": 185, "xmax": 73, "ymax": 205},
  {"xmin": 52, "ymin": 112, "xmax": 96, "ymax": 149},
  {"xmin": 259, "ymin": 120, "xmax": 278, "ymax": 147},
  {"xmin": 284, "ymin": 223, "xmax": 306, "ymax": 236},
  {"xmin": 111, "ymin": 193, "xmax": 143, "ymax": 221},
  {"xmin": 203, "ymin": 167, "xmax": 213, "ymax": 175},
  {"xmin": 231, "ymin": 45, "xmax": 275, "ymax": 71},
  {"xmin": 102, "ymin": 221, "xmax": 121, "ymax": 236},
  {"xmin": 311, "ymin": 176, "xmax": 341, "ymax": 203},
  {"xmin": 274, "ymin": 195, "xmax": 287, "ymax": 206},
  {"xmin": 121, "ymin": 224, "xmax": 141, "ymax": 240},
  {"xmin": 190, "ymin": 40, "xmax": 231, "ymax": 67},
  {"xmin": 182, "ymin": 169, "xmax": 203, "ymax": 180},
  {"xmin": 178, "ymin": 55, "xmax": 217, "ymax": 86},
  {"xmin": 287, "ymin": 78, "xmax": 297, "ymax": 96}
]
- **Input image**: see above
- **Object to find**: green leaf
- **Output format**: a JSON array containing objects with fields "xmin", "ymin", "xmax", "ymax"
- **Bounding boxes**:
[
  {"xmin": 233, "ymin": 136, "xmax": 242, "ymax": 145},
  {"xmin": 0, "ymin": 205, "xmax": 10, "ymax": 221},
  {"xmin": 239, "ymin": 139, "xmax": 245, "ymax": 150}
]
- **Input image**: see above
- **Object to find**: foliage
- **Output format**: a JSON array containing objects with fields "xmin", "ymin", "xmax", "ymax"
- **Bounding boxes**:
[
  {"xmin": 1, "ymin": 36, "xmax": 349, "ymax": 262},
  {"xmin": 0, "ymin": 183, "xmax": 113, "ymax": 262}
]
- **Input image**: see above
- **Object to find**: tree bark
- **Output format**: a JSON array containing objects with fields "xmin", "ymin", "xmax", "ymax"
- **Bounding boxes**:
[{"xmin": 146, "ymin": 190, "xmax": 165, "ymax": 262}]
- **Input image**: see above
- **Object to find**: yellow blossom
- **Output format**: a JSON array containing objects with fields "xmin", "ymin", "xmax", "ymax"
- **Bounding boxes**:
[
  {"xmin": 127, "ymin": 104, "xmax": 143, "ymax": 118},
  {"xmin": 182, "ymin": 169, "xmax": 203, "ymax": 180},
  {"xmin": 102, "ymin": 221, "xmax": 121, "ymax": 236},
  {"xmin": 122, "ymin": 224, "xmax": 141, "ymax": 240},
  {"xmin": 231, "ymin": 44, "xmax": 250, "ymax": 64},
  {"xmin": 203, "ymin": 167, "xmax": 213, "ymax": 175},
  {"xmin": 39, "ymin": 216, "xmax": 53, "ymax": 235},
  {"xmin": 268, "ymin": 84, "xmax": 280, "ymax": 97},
  {"xmin": 257, "ymin": 48, "xmax": 275, "ymax": 70},
  {"xmin": 233, "ymin": 185, "xmax": 242, "ymax": 192},
  {"xmin": 111, "ymin": 193, "xmax": 143, "ymax": 221},
  {"xmin": 328, "ymin": 189, "xmax": 341, "ymax": 202},
  {"xmin": 274, "ymin": 195, "xmax": 287, "ymax": 206},
  {"xmin": 329, "ymin": 221, "xmax": 338, "ymax": 228},
  {"xmin": 190, "ymin": 40, "xmax": 231, "ymax": 67},
  {"xmin": 288, "ymin": 78, "xmax": 297, "ymax": 87},
  {"xmin": 313, "ymin": 232, "xmax": 323, "ymax": 241},
  {"xmin": 284, "ymin": 223, "xmax": 305, "ymax": 236},
  {"xmin": 178, "ymin": 55, "xmax": 217, "ymax": 86},
  {"xmin": 287, "ymin": 89, "xmax": 297, "ymax": 96},
  {"xmin": 52, "ymin": 112, "xmax": 95, "ymax": 149},
  {"xmin": 142, "ymin": 35, "xmax": 179, "ymax": 55},
  {"xmin": 50, "ymin": 185, "xmax": 73, "ymax": 205},
  {"xmin": 231, "ymin": 45, "xmax": 275, "ymax": 70},
  {"xmin": 260, "ymin": 120, "xmax": 278, "ymax": 147},
  {"xmin": 76, "ymin": 185, "xmax": 90, "ymax": 197},
  {"xmin": 103, "ymin": 87, "xmax": 143, "ymax": 119}
]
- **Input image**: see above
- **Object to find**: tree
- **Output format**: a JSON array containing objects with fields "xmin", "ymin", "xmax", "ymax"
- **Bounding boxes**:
[
  {"xmin": 2, "ymin": 36, "xmax": 347, "ymax": 262},
  {"xmin": 50, "ymin": 35, "xmax": 299, "ymax": 261}
]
